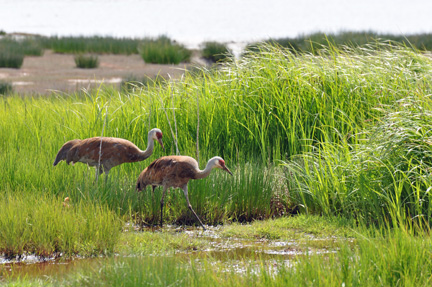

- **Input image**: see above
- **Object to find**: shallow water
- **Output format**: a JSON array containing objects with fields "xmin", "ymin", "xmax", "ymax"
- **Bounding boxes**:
[
  {"xmin": 0, "ymin": 225, "xmax": 339, "ymax": 280},
  {"xmin": 1, "ymin": 257, "xmax": 98, "ymax": 279}
]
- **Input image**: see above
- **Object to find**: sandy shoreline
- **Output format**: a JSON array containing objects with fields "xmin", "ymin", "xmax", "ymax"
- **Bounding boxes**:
[{"xmin": 0, "ymin": 50, "xmax": 204, "ymax": 95}]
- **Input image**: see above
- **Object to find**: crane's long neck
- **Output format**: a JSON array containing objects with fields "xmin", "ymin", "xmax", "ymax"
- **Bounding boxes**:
[
  {"xmin": 195, "ymin": 158, "xmax": 217, "ymax": 179},
  {"xmin": 138, "ymin": 132, "xmax": 155, "ymax": 160}
]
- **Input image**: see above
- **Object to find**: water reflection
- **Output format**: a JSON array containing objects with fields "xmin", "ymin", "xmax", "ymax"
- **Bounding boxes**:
[{"xmin": 1, "ymin": 225, "xmax": 341, "ymax": 280}]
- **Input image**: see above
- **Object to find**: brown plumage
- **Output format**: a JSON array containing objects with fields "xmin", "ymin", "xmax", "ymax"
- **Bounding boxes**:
[
  {"xmin": 53, "ymin": 128, "xmax": 164, "ymax": 180},
  {"xmin": 136, "ymin": 155, "xmax": 233, "ymax": 230}
]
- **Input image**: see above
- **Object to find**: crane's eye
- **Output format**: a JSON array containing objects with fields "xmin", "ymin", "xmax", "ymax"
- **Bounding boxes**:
[
  {"xmin": 219, "ymin": 159, "xmax": 225, "ymax": 166},
  {"xmin": 156, "ymin": 132, "xmax": 163, "ymax": 139}
]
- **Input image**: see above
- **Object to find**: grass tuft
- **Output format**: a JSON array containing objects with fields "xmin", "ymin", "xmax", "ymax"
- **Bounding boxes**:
[
  {"xmin": 74, "ymin": 54, "xmax": 99, "ymax": 68},
  {"xmin": 121, "ymin": 74, "xmax": 167, "ymax": 92},
  {"xmin": 139, "ymin": 35, "xmax": 191, "ymax": 64},
  {"xmin": 0, "ymin": 80, "xmax": 13, "ymax": 95},
  {"xmin": 201, "ymin": 41, "xmax": 232, "ymax": 63}
]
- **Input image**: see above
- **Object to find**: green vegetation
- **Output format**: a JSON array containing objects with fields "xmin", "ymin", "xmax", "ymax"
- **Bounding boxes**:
[
  {"xmin": 59, "ymin": 230, "xmax": 432, "ymax": 287},
  {"xmin": 0, "ymin": 39, "xmax": 25, "ymax": 68},
  {"xmin": 0, "ymin": 37, "xmax": 44, "ymax": 57},
  {"xmin": 0, "ymin": 192, "xmax": 121, "ymax": 258},
  {"xmin": 120, "ymin": 74, "xmax": 167, "ymax": 92},
  {"xmin": 0, "ymin": 37, "xmax": 44, "ymax": 68},
  {"xmin": 5, "ymin": 221, "xmax": 432, "ymax": 287},
  {"xmin": 247, "ymin": 31, "xmax": 432, "ymax": 54},
  {"xmin": 285, "ymin": 100, "xmax": 432, "ymax": 226},
  {"xmin": 42, "ymin": 36, "xmax": 141, "ymax": 55},
  {"xmin": 74, "ymin": 54, "xmax": 99, "ymax": 68},
  {"xmin": 3, "ymin": 40, "xmax": 432, "ymax": 285},
  {"xmin": 0, "ymin": 80, "xmax": 12, "ymax": 95},
  {"xmin": 202, "ymin": 41, "xmax": 232, "ymax": 63},
  {"xmin": 0, "ymin": 50, "xmax": 23, "ymax": 68},
  {"xmin": 2, "ymin": 43, "xmax": 432, "ymax": 229},
  {"xmin": 220, "ymin": 215, "xmax": 355, "ymax": 240},
  {"xmin": 139, "ymin": 35, "xmax": 191, "ymax": 64}
]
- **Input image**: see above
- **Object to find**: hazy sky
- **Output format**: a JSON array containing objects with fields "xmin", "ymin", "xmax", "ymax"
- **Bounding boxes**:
[{"xmin": 1, "ymin": 0, "xmax": 431, "ymax": 47}]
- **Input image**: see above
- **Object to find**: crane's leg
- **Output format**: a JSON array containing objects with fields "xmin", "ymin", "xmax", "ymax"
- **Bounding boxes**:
[
  {"xmin": 160, "ymin": 186, "xmax": 168, "ymax": 228},
  {"xmin": 182, "ymin": 185, "xmax": 206, "ymax": 231}
]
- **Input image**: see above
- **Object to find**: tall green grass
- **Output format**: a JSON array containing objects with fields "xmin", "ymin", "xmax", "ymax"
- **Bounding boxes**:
[
  {"xmin": 0, "ymin": 37, "xmax": 44, "ymax": 56},
  {"xmin": 0, "ymin": 37, "xmax": 44, "ymax": 68},
  {"xmin": 120, "ymin": 74, "xmax": 167, "ymax": 92},
  {"xmin": 0, "ymin": 89, "xmax": 284, "ymax": 227},
  {"xmin": 2, "ymin": 44, "xmax": 432, "ymax": 219},
  {"xmin": 139, "ymin": 35, "xmax": 191, "ymax": 64},
  {"xmin": 43, "ymin": 36, "xmax": 141, "ymax": 54},
  {"xmin": 74, "ymin": 54, "xmax": 99, "ymax": 68},
  {"xmin": 0, "ymin": 192, "xmax": 122, "ymax": 258},
  {"xmin": 202, "ymin": 41, "xmax": 233, "ymax": 63},
  {"xmin": 0, "ymin": 81, "xmax": 13, "ymax": 95},
  {"xmin": 247, "ymin": 31, "xmax": 432, "ymax": 54},
  {"xmin": 135, "ymin": 162, "xmax": 282, "ymax": 226},
  {"xmin": 284, "ymin": 97, "xmax": 432, "ymax": 227},
  {"xmin": 1, "ymin": 43, "xmax": 432, "ymax": 259},
  {"xmin": 0, "ymin": 51, "xmax": 23, "ymax": 68}
]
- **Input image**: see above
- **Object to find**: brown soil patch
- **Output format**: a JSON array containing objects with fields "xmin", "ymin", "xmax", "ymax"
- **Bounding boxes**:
[{"xmin": 0, "ymin": 50, "xmax": 204, "ymax": 94}]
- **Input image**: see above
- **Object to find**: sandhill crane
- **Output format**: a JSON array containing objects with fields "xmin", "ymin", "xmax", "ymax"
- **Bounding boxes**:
[
  {"xmin": 53, "ymin": 128, "xmax": 164, "ymax": 181},
  {"xmin": 136, "ymin": 155, "xmax": 233, "ymax": 230}
]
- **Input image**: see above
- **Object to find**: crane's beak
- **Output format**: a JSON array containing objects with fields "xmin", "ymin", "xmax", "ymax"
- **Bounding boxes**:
[
  {"xmin": 222, "ymin": 165, "xmax": 233, "ymax": 176},
  {"xmin": 157, "ymin": 138, "xmax": 165, "ymax": 152}
]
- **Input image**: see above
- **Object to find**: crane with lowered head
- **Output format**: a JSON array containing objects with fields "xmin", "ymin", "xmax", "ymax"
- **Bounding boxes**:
[{"xmin": 136, "ymin": 155, "xmax": 233, "ymax": 230}]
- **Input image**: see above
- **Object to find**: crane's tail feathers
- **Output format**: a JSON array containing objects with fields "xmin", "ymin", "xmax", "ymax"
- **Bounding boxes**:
[{"xmin": 53, "ymin": 141, "xmax": 77, "ymax": 166}]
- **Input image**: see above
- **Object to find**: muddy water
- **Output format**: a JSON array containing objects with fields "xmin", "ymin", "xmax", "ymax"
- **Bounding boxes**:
[{"xmin": 0, "ymin": 226, "xmax": 337, "ymax": 280}]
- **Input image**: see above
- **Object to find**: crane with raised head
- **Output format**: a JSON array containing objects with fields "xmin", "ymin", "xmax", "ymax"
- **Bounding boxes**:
[
  {"xmin": 136, "ymin": 155, "xmax": 233, "ymax": 230},
  {"xmin": 53, "ymin": 128, "xmax": 164, "ymax": 181}
]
